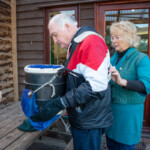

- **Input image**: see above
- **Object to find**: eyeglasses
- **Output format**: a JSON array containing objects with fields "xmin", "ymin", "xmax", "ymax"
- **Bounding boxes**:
[{"xmin": 111, "ymin": 36, "xmax": 122, "ymax": 42}]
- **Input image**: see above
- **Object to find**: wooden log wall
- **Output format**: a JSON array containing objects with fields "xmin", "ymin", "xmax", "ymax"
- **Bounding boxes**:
[
  {"xmin": 0, "ymin": 0, "xmax": 18, "ymax": 104},
  {"xmin": 16, "ymin": 1, "xmax": 45, "ymax": 98}
]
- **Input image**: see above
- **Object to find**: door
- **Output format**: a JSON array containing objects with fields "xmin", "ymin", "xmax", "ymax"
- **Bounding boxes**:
[
  {"xmin": 96, "ymin": 1, "xmax": 150, "ymax": 128},
  {"xmin": 44, "ymin": 6, "xmax": 78, "ymax": 65}
]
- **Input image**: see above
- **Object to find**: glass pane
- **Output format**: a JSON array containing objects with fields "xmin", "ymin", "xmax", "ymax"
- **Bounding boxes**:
[
  {"xmin": 49, "ymin": 10, "xmax": 75, "ymax": 65},
  {"xmin": 105, "ymin": 9, "xmax": 149, "ymax": 55}
]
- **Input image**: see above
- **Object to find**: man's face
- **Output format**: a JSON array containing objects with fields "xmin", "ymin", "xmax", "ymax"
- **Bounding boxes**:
[{"xmin": 49, "ymin": 21, "xmax": 70, "ymax": 49}]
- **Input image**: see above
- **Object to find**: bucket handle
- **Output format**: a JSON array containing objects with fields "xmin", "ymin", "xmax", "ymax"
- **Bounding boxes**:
[
  {"xmin": 49, "ymin": 83, "xmax": 56, "ymax": 97},
  {"xmin": 28, "ymin": 75, "xmax": 57, "ymax": 97}
]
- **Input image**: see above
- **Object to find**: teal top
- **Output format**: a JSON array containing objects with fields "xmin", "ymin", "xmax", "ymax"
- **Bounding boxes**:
[
  {"xmin": 106, "ymin": 103, "xmax": 144, "ymax": 145},
  {"xmin": 105, "ymin": 47, "xmax": 150, "ymax": 145}
]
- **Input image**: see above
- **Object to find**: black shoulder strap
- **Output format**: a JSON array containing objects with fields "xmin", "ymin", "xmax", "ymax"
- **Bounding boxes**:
[{"xmin": 64, "ymin": 41, "xmax": 79, "ymax": 68}]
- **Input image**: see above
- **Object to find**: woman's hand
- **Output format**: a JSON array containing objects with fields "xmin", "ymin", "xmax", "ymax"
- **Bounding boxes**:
[{"xmin": 109, "ymin": 66, "xmax": 127, "ymax": 87}]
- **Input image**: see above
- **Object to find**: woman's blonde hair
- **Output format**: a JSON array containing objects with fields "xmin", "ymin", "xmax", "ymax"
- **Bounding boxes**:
[{"xmin": 110, "ymin": 21, "xmax": 140, "ymax": 48}]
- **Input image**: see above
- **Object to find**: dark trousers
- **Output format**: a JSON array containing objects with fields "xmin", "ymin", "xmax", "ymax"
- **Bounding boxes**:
[
  {"xmin": 71, "ymin": 126, "xmax": 103, "ymax": 150},
  {"xmin": 106, "ymin": 136, "xmax": 135, "ymax": 150}
]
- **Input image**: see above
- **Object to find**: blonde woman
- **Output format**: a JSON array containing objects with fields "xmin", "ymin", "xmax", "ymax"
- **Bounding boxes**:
[{"xmin": 105, "ymin": 21, "xmax": 150, "ymax": 150}]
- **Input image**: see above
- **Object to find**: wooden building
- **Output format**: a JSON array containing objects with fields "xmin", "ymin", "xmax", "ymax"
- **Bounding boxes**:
[
  {"xmin": 0, "ymin": 0, "xmax": 18, "ymax": 105},
  {"xmin": 16, "ymin": 0, "xmax": 150, "ymax": 130}
]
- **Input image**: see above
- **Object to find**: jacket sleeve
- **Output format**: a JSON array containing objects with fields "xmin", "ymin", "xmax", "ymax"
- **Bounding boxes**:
[
  {"xmin": 62, "ymin": 80, "xmax": 97, "ymax": 108},
  {"xmin": 62, "ymin": 35, "xmax": 110, "ymax": 108}
]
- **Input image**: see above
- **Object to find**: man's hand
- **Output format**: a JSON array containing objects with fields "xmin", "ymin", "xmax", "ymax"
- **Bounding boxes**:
[{"xmin": 30, "ymin": 97, "xmax": 65, "ymax": 122}]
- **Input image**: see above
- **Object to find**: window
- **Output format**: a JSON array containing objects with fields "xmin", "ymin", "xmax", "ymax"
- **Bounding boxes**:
[{"xmin": 105, "ymin": 9, "xmax": 149, "ymax": 55}]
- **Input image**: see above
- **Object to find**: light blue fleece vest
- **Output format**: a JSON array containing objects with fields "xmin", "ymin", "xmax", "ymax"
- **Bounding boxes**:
[{"xmin": 111, "ymin": 48, "xmax": 146, "ymax": 104}]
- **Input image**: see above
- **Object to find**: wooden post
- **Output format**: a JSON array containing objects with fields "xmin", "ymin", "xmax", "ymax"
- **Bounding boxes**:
[{"xmin": 11, "ymin": 0, "xmax": 19, "ymax": 101}]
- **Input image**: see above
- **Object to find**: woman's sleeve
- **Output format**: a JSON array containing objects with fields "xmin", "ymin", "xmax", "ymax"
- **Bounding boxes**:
[
  {"xmin": 125, "ymin": 80, "xmax": 146, "ymax": 94},
  {"xmin": 137, "ymin": 55, "xmax": 150, "ymax": 95}
]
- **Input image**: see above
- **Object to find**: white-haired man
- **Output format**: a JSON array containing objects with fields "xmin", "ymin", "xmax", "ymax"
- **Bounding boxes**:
[{"xmin": 31, "ymin": 13, "xmax": 113, "ymax": 150}]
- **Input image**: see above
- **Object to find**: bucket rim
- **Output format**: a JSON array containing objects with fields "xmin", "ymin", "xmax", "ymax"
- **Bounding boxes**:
[{"xmin": 24, "ymin": 64, "xmax": 63, "ymax": 74}]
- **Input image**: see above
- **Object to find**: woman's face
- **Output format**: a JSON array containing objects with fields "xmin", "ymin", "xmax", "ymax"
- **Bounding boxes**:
[{"xmin": 111, "ymin": 28, "xmax": 130, "ymax": 52}]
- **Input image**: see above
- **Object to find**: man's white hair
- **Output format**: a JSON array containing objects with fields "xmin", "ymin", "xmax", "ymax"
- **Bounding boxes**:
[{"xmin": 48, "ymin": 13, "xmax": 78, "ymax": 30}]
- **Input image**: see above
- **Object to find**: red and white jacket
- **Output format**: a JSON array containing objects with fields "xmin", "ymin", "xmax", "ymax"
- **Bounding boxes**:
[{"xmin": 62, "ymin": 26, "xmax": 113, "ymax": 129}]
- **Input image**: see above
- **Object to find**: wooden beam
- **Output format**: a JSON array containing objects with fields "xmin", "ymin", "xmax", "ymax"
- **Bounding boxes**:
[
  {"xmin": 117, "ymin": 10, "xmax": 120, "ymax": 22},
  {"xmin": 65, "ymin": 138, "xmax": 73, "ymax": 150},
  {"xmin": 0, "ymin": 0, "xmax": 11, "ymax": 6},
  {"xmin": 11, "ymin": 0, "xmax": 19, "ymax": 101},
  {"xmin": 106, "ymin": 12, "xmax": 149, "ymax": 16}
]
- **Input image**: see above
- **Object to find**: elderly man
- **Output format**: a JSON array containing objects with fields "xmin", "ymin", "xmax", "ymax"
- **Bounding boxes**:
[{"xmin": 31, "ymin": 13, "xmax": 113, "ymax": 150}]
